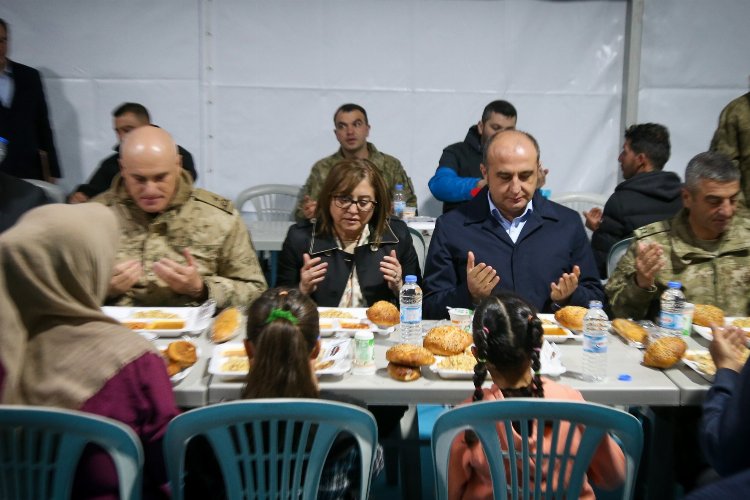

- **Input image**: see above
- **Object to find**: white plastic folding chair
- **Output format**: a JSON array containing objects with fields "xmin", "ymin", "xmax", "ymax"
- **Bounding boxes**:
[
  {"xmin": 550, "ymin": 192, "xmax": 608, "ymax": 239},
  {"xmin": 22, "ymin": 178, "xmax": 66, "ymax": 203},
  {"xmin": 235, "ymin": 184, "xmax": 301, "ymax": 221}
]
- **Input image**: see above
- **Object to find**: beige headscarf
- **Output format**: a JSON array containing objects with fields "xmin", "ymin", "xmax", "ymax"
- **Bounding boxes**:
[{"xmin": 0, "ymin": 204, "xmax": 156, "ymax": 407}]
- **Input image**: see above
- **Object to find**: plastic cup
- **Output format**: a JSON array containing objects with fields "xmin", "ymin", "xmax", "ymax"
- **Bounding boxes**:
[{"xmin": 449, "ymin": 308, "xmax": 473, "ymax": 332}]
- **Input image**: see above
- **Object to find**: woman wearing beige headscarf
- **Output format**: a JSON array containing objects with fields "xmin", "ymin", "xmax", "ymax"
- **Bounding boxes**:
[{"xmin": 0, "ymin": 203, "xmax": 180, "ymax": 500}]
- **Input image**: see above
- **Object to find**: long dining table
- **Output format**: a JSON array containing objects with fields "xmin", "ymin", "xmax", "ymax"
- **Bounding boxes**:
[{"xmin": 161, "ymin": 320, "xmax": 711, "ymax": 409}]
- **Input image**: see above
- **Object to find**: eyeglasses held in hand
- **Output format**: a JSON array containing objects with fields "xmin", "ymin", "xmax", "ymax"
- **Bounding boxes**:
[{"xmin": 333, "ymin": 195, "xmax": 377, "ymax": 212}]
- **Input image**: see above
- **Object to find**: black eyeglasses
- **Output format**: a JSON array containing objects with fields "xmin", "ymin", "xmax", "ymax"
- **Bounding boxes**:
[{"xmin": 333, "ymin": 195, "xmax": 377, "ymax": 212}]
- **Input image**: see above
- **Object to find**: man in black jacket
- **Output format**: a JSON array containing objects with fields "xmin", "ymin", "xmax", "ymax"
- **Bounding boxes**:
[
  {"xmin": 68, "ymin": 102, "xmax": 196, "ymax": 203},
  {"xmin": 584, "ymin": 123, "xmax": 682, "ymax": 278},
  {"xmin": 0, "ymin": 19, "xmax": 61, "ymax": 181}
]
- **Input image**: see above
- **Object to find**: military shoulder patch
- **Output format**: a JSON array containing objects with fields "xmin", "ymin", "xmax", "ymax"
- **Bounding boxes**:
[
  {"xmin": 634, "ymin": 219, "xmax": 671, "ymax": 239},
  {"xmin": 192, "ymin": 189, "xmax": 235, "ymax": 214}
]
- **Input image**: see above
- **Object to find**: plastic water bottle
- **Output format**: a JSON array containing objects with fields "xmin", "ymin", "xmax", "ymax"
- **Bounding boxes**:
[
  {"xmin": 0, "ymin": 137, "xmax": 8, "ymax": 164},
  {"xmin": 660, "ymin": 281, "xmax": 685, "ymax": 336},
  {"xmin": 392, "ymin": 184, "xmax": 406, "ymax": 219},
  {"xmin": 399, "ymin": 275, "xmax": 422, "ymax": 344},
  {"xmin": 582, "ymin": 300, "xmax": 608, "ymax": 382}
]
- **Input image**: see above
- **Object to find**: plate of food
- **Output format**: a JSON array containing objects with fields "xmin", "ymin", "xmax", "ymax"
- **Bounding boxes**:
[
  {"xmin": 537, "ymin": 314, "xmax": 579, "ymax": 342},
  {"xmin": 693, "ymin": 317, "xmax": 750, "ymax": 342},
  {"xmin": 315, "ymin": 338, "xmax": 352, "ymax": 376},
  {"xmin": 159, "ymin": 339, "xmax": 199, "ymax": 384},
  {"xmin": 317, "ymin": 307, "xmax": 378, "ymax": 336},
  {"xmin": 103, "ymin": 306, "xmax": 201, "ymax": 337},
  {"xmin": 428, "ymin": 340, "xmax": 565, "ymax": 379},
  {"xmin": 682, "ymin": 350, "xmax": 716, "ymax": 381}
]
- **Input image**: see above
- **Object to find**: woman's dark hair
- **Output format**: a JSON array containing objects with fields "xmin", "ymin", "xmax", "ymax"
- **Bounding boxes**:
[
  {"xmin": 243, "ymin": 287, "xmax": 320, "ymax": 399},
  {"xmin": 471, "ymin": 293, "xmax": 545, "ymax": 402},
  {"xmin": 315, "ymin": 158, "xmax": 391, "ymax": 243}
]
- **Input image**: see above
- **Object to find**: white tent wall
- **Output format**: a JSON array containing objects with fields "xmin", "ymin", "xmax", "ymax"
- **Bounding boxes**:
[{"xmin": 0, "ymin": 0, "xmax": 746, "ymax": 216}]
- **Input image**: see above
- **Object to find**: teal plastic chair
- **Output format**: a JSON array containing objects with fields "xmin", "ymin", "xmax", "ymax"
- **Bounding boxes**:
[
  {"xmin": 431, "ymin": 399, "xmax": 643, "ymax": 500},
  {"xmin": 0, "ymin": 405, "xmax": 144, "ymax": 500},
  {"xmin": 164, "ymin": 398, "xmax": 378, "ymax": 500}
]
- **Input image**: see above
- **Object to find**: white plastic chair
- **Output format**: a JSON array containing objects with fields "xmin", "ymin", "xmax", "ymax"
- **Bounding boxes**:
[
  {"xmin": 22, "ymin": 178, "xmax": 66, "ymax": 203},
  {"xmin": 235, "ymin": 184, "xmax": 301, "ymax": 221},
  {"xmin": 408, "ymin": 226, "xmax": 426, "ymax": 275},
  {"xmin": 607, "ymin": 236, "xmax": 634, "ymax": 278},
  {"xmin": 550, "ymin": 192, "xmax": 608, "ymax": 239}
]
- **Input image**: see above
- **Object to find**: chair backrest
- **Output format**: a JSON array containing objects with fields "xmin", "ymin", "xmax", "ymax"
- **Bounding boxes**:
[
  {"xmin": 607, "ymin": 236, "xmax": 634, "ymax": 278},
  {"xmin": 550, "ymin": 192, "xmax": 608, "ymax": 239},
  {"xmin": 164, "ymin": 399, "xmax": 378, "ymax": 500},
  {"xmin": 431, "ymin": 399, "xmax": 643, "ymax": 500},
  {"xmin": 0, "ymin": 405, "xmax": 144, "ymax": 500},
  {"xmin": 408, "ymin": 226, "xmax": 426, "ymax": 275},
  {"xmin": 235, "ymin": 184, "xmax": 301, "ymax": 221},
  {"xmin": 22, "ymin": 178, "xmax": 66, "ymax": 203}
]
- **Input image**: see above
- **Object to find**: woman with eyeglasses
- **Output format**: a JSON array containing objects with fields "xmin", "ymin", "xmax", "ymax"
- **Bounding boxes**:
[{"xmin": 278, "ymin": 158, "xmax": 421, "ymax": 307}]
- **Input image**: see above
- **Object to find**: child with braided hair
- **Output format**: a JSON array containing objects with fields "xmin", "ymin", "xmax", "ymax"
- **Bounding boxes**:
[{"xmin": 448, "ymin": 293, "xmax": 626, "ymax": 500}]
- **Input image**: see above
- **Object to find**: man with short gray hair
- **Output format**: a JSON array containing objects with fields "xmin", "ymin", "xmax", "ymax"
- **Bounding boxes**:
[{"xmin": 606, "ymin": 151, "xmax": 750, "ymax": 319}]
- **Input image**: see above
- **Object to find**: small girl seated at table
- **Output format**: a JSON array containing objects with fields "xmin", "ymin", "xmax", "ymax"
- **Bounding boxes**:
[
  {"xmin": 185, "ymin": 287, "xmax": 382, "ymax": 499},
  {"xmin": 448, "ymin": 293, "xmax": 626, "ymax": 500}
]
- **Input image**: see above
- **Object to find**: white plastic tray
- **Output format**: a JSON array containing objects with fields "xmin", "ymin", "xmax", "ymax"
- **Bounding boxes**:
[{"xmin": 103, "ymin": 306, "xmax": 203, "ymax": 337}]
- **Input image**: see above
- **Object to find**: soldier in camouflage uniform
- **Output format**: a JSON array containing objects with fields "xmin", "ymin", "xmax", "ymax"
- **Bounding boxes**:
[
  {"xmin": 95, "ymin": 126, "xmax": 267, "ymax": 308},
  {"xmin": 296, "ymin": 103, "xmax": 416, "ymax": 220},
  {"xmin": 606, "ymin": 151, "xmax": 749, "ymax": 319},
  {"xmin": 711, "ymin": 92, "xmax": 750, "ymax": 204}
]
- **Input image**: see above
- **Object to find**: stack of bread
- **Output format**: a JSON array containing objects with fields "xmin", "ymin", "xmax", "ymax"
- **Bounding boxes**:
[
  {"xmin": 385, "ymin": 344, "xmax": 435, "ymax": 381},
  {"xmin": 163, "ymin": 340, "xmax": 198, "ymax": 377}
]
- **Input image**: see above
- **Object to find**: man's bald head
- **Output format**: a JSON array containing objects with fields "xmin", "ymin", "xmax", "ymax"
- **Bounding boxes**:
[{"xmin": 119, "ymin": 126, "xmax": 181, "ymax": 214}]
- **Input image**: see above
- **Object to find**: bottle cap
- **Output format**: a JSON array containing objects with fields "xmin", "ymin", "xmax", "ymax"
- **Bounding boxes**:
[
  {"xmin": 354, "ymin": 330, "xmax": 374, "ymax": 341},
  {"xmin": 667, "ymin": 281, "xmax": 682, "ymax": 289},
  {"xmin": 395, "ymin": 184, "xmax": 403, "ymax": 190},
  {"xmin": 617, "ymin": 374, "xmax": 632, "ymax": 381},
  {"xmin": 404, "ymin": 275, "xmax": 417, "ymax": 283},
  {"xmin": 588, "ymin": 300, "xmax": 603, "ymax": 309}
]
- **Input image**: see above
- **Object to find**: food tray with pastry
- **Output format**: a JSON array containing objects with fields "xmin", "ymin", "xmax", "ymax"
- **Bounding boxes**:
[
  {"xmin": 693, "ymin": 317, "xmax": 750, "ymax": 342},
  {"xmin": 683, "ymin": 345, "xmax": 750, "ymax": 382},
  {"xmin": 537, "ymin": 314, "xmax": 580, "ymax": 342},
  {"xmin": 317, "ymin": 307, "xmax": 382, "ymax": 336},
  {"xmin": 682, "ymin": 350, "xmax": 716, "ymax": 382},
  {"xmin": 102, "ymin": 306, "xmax": 201, "ymax": 337},
  {"xmin": 208, "ymin": 339, "xmax": 352, "ymax": 378},
  {"xmin": 610, "ymin": 318, "xmax": 651, "ymax": 349},
  {"xmin": 158, "ymin": 339, "xmax": 200, "ymax": 384},
  {"xmin": 428, "ymin": 340, "xmax": 565, "ymax": 379}
]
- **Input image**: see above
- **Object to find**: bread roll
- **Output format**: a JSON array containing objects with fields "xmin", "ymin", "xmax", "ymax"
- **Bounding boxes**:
[
  {"xmin": 385, "ymin": 344, "xmax": 435, "ymax": 367},
  {"xmin": 612, "ymin": 319, "xmax": 648, "ymax": 344},
  {"xmin": 643, "ymin": 337, "xmax": 687, "ymax": 369},
  {"xmin": 554, "ymin": 306, "xmax": 588, "ymax": 331},
  {"xmin": 693, "ymin": 304, "xmax": 725, "ymax": 328},
  {"xmin": 366, "ymin": 301, "xmax": 400, "ymax": 327},
  {"xmin": 166, "ymin": 340, "xmax": 198, "ymax": 367},
  {"xmin": 387, "ymin": 362, "xmax": 421, "ymax": 381},
  {"xmin": 423, "ymin": 325, "xmax": 473, "ymax": 356}
]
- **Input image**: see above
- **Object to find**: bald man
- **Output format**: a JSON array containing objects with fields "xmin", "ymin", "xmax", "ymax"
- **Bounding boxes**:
[
  {"xmin": 422, "ymin": 130, "xmax": 604, "ymax": 318},
  {"xmin": 94, "ymin": 126, "xmax": 267, "ymax": 308}
]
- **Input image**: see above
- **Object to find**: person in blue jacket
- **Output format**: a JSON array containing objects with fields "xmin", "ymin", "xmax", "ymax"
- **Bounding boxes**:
[
  {"xmin": 428, "ymin": 100, "xmax": 518, "ymax": 214},
  {"xmin": 422, "ymin": 129, "xmax": 604, "ymax": 319}
]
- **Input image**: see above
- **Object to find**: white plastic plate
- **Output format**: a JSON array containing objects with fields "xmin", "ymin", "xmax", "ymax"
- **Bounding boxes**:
[{"xmin": 103, "ymin": 306, "xmax": 202, "ymax": 337}]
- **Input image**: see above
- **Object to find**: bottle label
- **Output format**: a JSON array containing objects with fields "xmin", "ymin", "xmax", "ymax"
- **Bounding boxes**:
[
  {"xmin": 400, "ymin": 304, "xmax": 421, "ymax": 324},
  {"xmin": 583, "ymin": 334, "xmax": 607, "ymax": 354},
  {"xmin": 354, "ymin": 338, "xmax": 374, "ymax": 365},
  {"xmin": 393, "ymin": 200, "xmax": 406, "ymax": 217},
  {"xmin": 660, "ymin": 311, "xmax": 682, "ymax": 331}
]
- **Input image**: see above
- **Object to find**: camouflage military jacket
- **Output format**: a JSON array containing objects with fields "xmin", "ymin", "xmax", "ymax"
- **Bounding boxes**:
[
  {"xmin": 606, "ymin": 209, "xmax": 750, "ymax": 319},
  {"xmin": 94, "ymin": 172, "xmax": 267, "ymax": 308},
  {"xmin": 296, "ymin": 142, "xmax": 417, "ymax": 219},
  {"xmin": 711, "ymin": 93, "xmax": 750, "ymax": 202}
]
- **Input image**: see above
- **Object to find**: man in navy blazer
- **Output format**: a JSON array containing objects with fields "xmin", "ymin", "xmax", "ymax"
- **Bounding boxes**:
[
  {"xmin": 0, "ymin": 19, "xmax": 61, "ymax": 181},
  {"xmin": 423, "ymin": 129, "xmax": 604, "ymax": 319}
]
